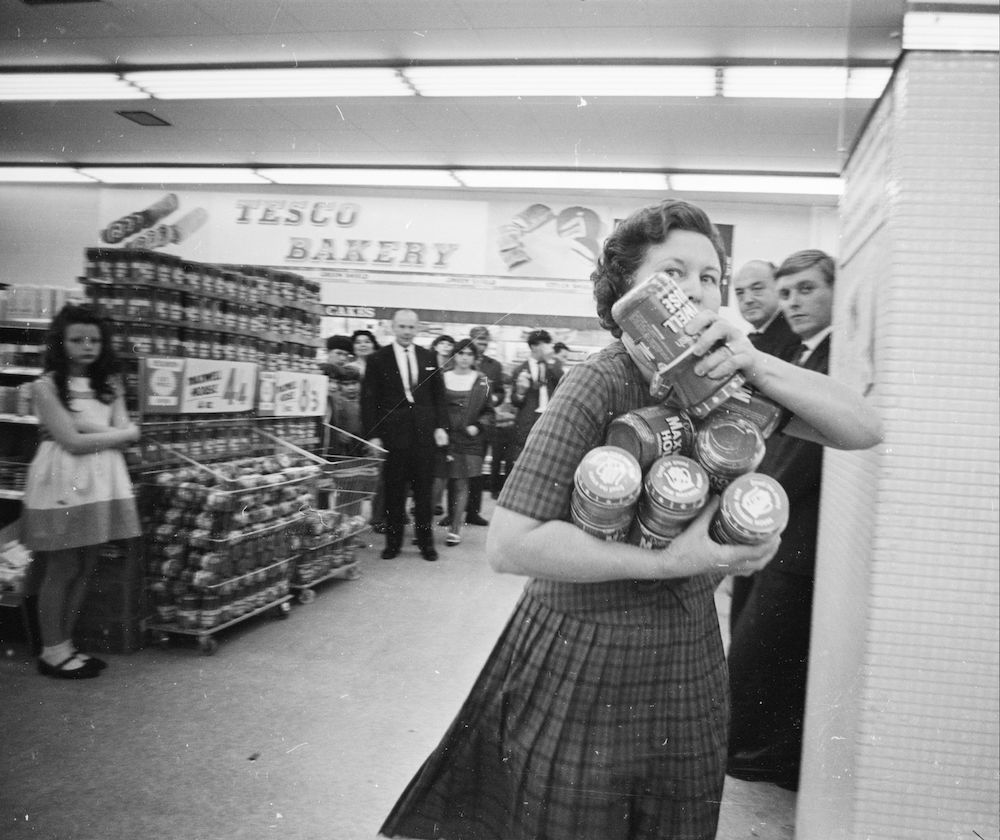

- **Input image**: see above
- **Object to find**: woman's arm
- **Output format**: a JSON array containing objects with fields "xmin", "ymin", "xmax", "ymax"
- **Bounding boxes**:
[
  {"xmin": 32, "ymin": 379, "xmax": 140, "ymax": 455},
  {"xmin": 685, "ymin": 312, "xmax": 882, "ymax": 450},
  {"xmin": 486, "ymin": 499, "xmax": 779, "ymax": 583}
]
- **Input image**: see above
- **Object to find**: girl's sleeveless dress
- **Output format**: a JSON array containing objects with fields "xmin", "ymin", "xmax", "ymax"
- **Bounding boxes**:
[{"xmin": 21, "ymin": 376, "xmax": 141, "ymax": 552}]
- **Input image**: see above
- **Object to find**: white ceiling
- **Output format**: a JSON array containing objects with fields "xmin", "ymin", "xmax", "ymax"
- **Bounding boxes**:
[{"xmin": 0, "ymin": 0, "xmax": 907, "ymax": 199}]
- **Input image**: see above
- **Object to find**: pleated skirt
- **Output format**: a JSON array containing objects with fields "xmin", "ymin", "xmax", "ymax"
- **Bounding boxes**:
[{"xmin": 380, "ymin": 578, "xmax": 729, "ymax": 840}]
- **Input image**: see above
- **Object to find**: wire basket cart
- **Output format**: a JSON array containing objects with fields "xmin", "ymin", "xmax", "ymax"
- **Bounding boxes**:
[
  {"xmin": 289, "ymin": 424, "xmax": 385, "ymax": 604},
  {"xmin": 139, "ymin": 418, "xmax": 326, "ymax": 654}
]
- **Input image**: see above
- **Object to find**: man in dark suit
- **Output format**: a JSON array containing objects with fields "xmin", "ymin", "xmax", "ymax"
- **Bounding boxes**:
[
  {"xmin": 727, "ymin": 250, "xmax": 836, "ymax": 792},
  {"xmin": 361, "ymin": 309, "xmax": 449, "ymax": 562},
  {"xmin": 460, "ymin": 325, "xmax": 506, "ymax": 527},
  {"xmin": 733, "ymin": 259, "xmax": 802, "ymax": 363},
  {"xmin": 509, "ymin": 329, "xmax": 563, "ymax": 462},
  {"xmin": 728, "ymin": 260, "xmax": 804, "ymax": 630}
]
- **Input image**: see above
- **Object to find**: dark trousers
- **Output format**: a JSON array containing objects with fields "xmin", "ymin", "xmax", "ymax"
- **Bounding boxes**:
[
  {"xmin": 489, "ymin": 427, "xmax": 516, "ymax": 496},
  {"xmin": 727, "ymin": 568, "xmax": 815, "ymax": 790},
  {"xmin": 383, "ymin": 443, "xmax": 436, "ymax": 550}
]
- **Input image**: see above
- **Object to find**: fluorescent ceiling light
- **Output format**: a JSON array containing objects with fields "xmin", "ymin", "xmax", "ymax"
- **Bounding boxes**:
[
  {"xmin": 0, "ymin": 72, "xmax": 147, "ymax": 101},
  {"xmin": 0, "ymin": 167, "xmax": 97, "ymax": 183},
  {"xmin": 455, "ymin": 170, "xmax": 668, "ymax": 190},
  {"xmin": 902, "ymin": 11, "xmax": 1000, "ymax": 51},
  {"xmin": 669, "ymin": 174, "xmax": 843, "ymax": 196},
  {"xmin": 125, "ymin": 68, "xmax": 412, "ymax": 99},
  {"xmin": 723, "ymin": 66, "xmax": 889, "ymax": 99},
  {"xmin": 260, "ymin": 168, "xmax": 460, "ymax": 187},
  {"xmin": 78, "ymin": 167, "xmax": 269, "ymax": 184},
  {"xmin": 403, "ymin": 65, "xmax": 717, "ymax": 97}
]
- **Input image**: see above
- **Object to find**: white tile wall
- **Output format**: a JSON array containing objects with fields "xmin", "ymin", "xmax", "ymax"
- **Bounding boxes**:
[{"xmin": 800, "ymin": 51, "xmax": 1000, "ymax": 839}]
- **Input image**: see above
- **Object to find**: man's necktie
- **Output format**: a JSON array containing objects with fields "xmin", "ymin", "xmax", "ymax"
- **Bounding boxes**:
[
  {"xmin": 537, "ymin": 361, "xmax": 549, "ymax": 411},
  {"xmin": 793, "ymin": 343, "xmax": 809, "ymax": 366}
]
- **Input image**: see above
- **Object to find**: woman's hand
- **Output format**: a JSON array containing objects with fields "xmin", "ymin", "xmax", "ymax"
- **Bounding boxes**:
[
  {"xmin": 683, "ymin": 310, "xmax": 764, "ymax": 384},
  {"xmin": 657, "ymin": 498, "xmax": 780, "ymax": 578},
  {"xmin": 465, "ymin": 424, "xmax": 479, "ymax": 437}
]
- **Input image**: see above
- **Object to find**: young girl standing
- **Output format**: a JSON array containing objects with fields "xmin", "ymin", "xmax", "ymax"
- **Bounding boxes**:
[{"xmin": 22, "ymin": 305, "xmax": 141, "ymax": 679}]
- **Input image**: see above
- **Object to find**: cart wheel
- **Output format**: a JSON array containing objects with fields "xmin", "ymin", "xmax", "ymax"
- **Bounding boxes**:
[
  {"xmin": 154, "ymin": 631, "xmax": 171, "ymax": 649},
  {"xmin": 198, "ymin": 636, "xmax": 219, "ymax": 656},
  {"xmin": 344, "ymin": 564, "xmax": 361, "ymax": 580},
  {"xmin": 297, "ymin": 588, "xmax": 317, "ymax": 605},
  {"xmin": 277, "ymin": 601, "xmax": 292, "ymax": 618}
]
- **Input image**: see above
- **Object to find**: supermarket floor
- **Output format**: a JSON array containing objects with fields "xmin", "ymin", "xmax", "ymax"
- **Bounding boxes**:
[{"xmin": 0, "ymin": 498, "xmax": 795, "ymax": 840}]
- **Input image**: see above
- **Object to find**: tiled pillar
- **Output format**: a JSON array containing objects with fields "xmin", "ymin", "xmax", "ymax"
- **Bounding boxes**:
[{"xmin": 798, "ymin": 51, "xmax": 999, "ymax": 838}]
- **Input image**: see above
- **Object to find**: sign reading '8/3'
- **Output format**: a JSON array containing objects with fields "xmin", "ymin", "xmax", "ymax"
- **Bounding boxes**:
[{"xmin": 257, "ymin": 370, "xmax": 328, "ymax": 417}]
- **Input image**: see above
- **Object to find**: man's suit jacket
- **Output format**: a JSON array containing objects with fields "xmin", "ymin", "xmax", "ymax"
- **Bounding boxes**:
[
  {"xmin": 360, "ymin": 343, "xmax": 448, "ymax": 450},
  {"xmin": 510, "ymin": 358, "xmax": 563, "ymax": 448},
  {"xmin": 757, "ymin": 335, "xmax": 830, "ymax": 578},
  {"xmin": 749, "ymin": 311, "xmax": 801, "ymax": 363},
  {"xmin": 477, "ymin": 354, "xmax": 505, "ymax": 408}
]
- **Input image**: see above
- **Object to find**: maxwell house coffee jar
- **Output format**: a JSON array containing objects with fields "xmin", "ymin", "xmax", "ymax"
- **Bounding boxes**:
[
  {"xmin": 692, "ymin": 413, "xmax": 766, "ymax": 493},
  {"xmin": 605, "ymin": 404, "xmax": 696, "ymax": 472},
  {"xmin": 570, "ymin": 446, "xmax": 642, "ymax": 541},
  {"xmin": 629, "ymin": 454, "xmax": 709, "ymax": 550},
  {"xmin": 714, "ymin": 384, "xmax": 784, "ymax": 439},
  {"xmin": 710, "ymin": 472, "xmax": 789, "ymax": 545},
  {"xmin": 612, "ymin": 271, "xmax": 746, "ymax": 417}
]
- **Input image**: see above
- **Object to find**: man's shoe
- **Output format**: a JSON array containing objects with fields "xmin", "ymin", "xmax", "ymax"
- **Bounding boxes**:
[
  {"xmin": 421, "ymin": 548, "xmax": 439, "ymax": 562},
  {"xmin": 446, "ymin": 532, "xmax": 461, "ymax": 546},
  {"xmin": 381, "ymin": 547, "xmax": 400, "ymax": 560},
  {"xmin": 466, "ymin": 514, "xmax": 489, "ymax": 526},
  {"xmin": 438, "ymin": 517, "xmax": 452, "ymax": 527}
]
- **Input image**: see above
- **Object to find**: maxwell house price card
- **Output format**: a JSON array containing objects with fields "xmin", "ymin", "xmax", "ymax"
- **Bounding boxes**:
[
  {"xmin": 139, "ymin": 358, "xmax": 258, "ymax": 414},
  {"xmin": 257, "ymin": 370, "xmax": 327, "ymax": 417}
]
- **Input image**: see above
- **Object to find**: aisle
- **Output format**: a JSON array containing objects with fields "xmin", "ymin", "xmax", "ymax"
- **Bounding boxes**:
[{"xmin": 0, "ymin": 499, "xmax": 793, "ymax": 840}]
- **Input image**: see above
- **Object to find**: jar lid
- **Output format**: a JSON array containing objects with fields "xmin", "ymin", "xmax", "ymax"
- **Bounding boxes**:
[
  {"xmin": 694, "ymin": 414, "xmax": 765, "ymax": 475},
  {"xmin": 573, "ymin": 445, "xmax": 642, "ymax": 506},
  {"xmin": 643, "ymin": 455, "xmax": 710, "ymax": 513},
  {"xmin": 718, "ymin": 473, "xmax": 789, "ymax": 540}
]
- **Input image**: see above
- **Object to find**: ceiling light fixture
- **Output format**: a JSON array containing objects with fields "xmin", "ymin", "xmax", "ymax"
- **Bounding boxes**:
[
  {"xmin": 403, "ymin": 65, "xmax": 718, "ymax": 97},
  {"xmin": 259, "ymin": 168, "xmax": 461, "ymax": 187},
  {"xmin": 0, "ymin": 164, "xmax": 845, "ymax": 196},
  {"xmin": 77, "ymin": 166, "xmax": 269, "ymax": 184},
  {"xmin": 124, "ymin": 67, "xmax": 413, "ymax": 99},
  {"xmin": 0, "ymin": 166, "xmax": 98, "ymax": 183},
  {"xmin": 723, "ymin": 66, "xmax": 892, "ymax": 99},
  {"xmin": 902, "ymin": 10, "xmax": 1000, "ymax": 51},
  {"xmin": 0, "ymin": 72, "xmax": 148, "ymax": 101},
  {"xmin": 669, "ymin": 173, "xmax": 843, "ymax": 195},
  {"xmin": 454, "ymin": 170, "xmax": 670, "ymax": 190}
]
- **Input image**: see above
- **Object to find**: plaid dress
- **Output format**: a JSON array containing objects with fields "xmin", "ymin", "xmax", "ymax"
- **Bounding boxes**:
[{"xmin": 380, "ymin": 343, "xmax": 729, "ymax": 840}]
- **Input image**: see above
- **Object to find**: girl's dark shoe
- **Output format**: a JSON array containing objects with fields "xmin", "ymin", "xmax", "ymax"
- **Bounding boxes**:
[{"xmin": 37, "ymin": 655, "xmax": 101, "ymax": 680}]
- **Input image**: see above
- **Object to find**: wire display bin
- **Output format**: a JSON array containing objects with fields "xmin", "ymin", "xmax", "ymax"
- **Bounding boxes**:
[
  {"xmin": 291, "ymin": 425, "xmax": 385, "ymax": 604},
  {"xmin": 140, "ymin": 419, "xmax": 326, "ymax": 654}
]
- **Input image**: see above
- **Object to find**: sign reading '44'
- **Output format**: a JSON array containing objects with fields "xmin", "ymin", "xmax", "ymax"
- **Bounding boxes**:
[
  {"xmin": 139, "ymin": 358, "xmax": 258, "ymax": 414},
  {"xmin": 257, "ymin": 370, "xmax": 328, "ymax": 417}
]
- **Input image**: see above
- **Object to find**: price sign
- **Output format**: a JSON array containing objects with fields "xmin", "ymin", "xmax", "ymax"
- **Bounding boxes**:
[
  {"xmin": 138, "ymin": 358, "xmax": 258, "ymax": 414},
  {"xmin": 256, "ymin": 370, "xmax": 328, "ymax": 417}
]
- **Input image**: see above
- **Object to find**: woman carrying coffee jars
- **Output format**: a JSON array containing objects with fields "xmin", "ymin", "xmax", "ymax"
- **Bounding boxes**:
[{"xmin": 380, "ymin": 200, "xmax": 881, "ymax": 840}]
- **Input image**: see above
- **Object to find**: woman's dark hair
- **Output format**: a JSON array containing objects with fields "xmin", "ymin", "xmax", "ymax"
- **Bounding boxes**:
[
  {"xmin": 591, "ymin": 200, "xmax": 727, "ymax": 337},
  {"xmin": 432, "ymin": 334, "xmax": 455, "ymax": 352},
  {"xmin": 453, "ymin": 338, "xmax": 480, "ymax": 359},
  {"xmin": 44, "ymin": 303, "xmax": 119, "ymax": 408},
  {"xmin": 350, "ymin": 329, "xmax": 380, "ymax": 351}
]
